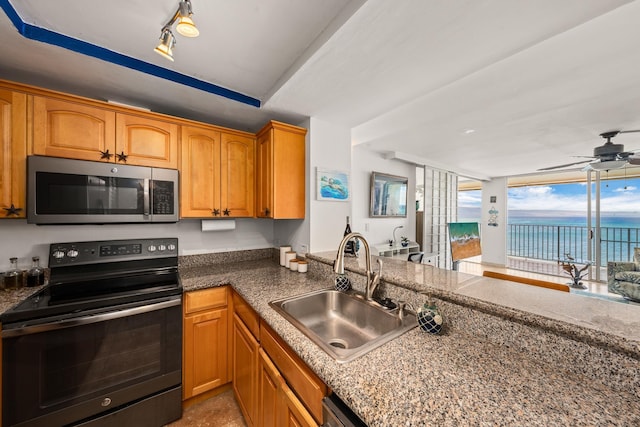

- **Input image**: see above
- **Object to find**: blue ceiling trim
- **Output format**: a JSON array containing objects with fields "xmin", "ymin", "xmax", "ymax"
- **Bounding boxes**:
[{"xmin": 0, "ymin": 0, "xmax": 261, "ymax": 108}]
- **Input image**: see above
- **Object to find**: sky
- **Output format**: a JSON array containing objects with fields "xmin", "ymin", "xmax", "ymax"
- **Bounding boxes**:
[{"xmin": 459, "ymin": 176, "xmax": 640, "ymax": 214}]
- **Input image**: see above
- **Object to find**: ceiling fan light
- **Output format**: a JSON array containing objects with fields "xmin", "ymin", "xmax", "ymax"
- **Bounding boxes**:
[
  {"xmin": 176, "ymin": 1, "xmax": 199, "ymax": 37},
  {"xmin": 587, "ymin": 160, "xmax": 627, "ymax": 171},
  {"xmin": 154, "ymin": 28, "xmax": 176, "ymax": 61}
]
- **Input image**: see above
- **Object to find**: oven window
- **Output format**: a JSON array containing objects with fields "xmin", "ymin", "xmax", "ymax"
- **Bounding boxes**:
[
  {"xmin": 35, "ymin": 172, "xmax": 145, "ymax": 215},
  {"xmin": 3, "ymin": 303, "xmax": 181, "ymax": 427}
]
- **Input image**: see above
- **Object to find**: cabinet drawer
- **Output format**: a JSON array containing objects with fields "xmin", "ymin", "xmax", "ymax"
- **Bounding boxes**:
[
  {"xmin": 184, "ymin": 287, "xmax": 228, "ymax": 314},
  {"xmin": 232, "ymin": 290, "xmax": 260, "ymax": 340},
  {"xmin": 260, "ymin": 320, "xmax": 326, "ymax": 424}
]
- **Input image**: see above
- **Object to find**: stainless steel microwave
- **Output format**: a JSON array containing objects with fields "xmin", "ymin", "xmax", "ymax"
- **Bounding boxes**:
[{"xmin": 27, "ymin": 156, "xmax": 179, "ymax": 224}]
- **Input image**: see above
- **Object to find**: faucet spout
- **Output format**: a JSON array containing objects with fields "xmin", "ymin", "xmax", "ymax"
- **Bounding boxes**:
[{"xmin": 334, "ymin": 232, "xmax": 382, "ymax": 300}]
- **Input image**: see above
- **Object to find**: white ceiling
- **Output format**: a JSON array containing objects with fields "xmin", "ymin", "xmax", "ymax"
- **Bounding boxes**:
[{"xmin": 2, "ymin": 0, "xmax": 640, "ymax": 180}]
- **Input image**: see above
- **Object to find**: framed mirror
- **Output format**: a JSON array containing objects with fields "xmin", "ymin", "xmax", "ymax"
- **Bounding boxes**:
[{"xmin": 370, "ymin": 171, "xmax": 408, "ymax": 217}]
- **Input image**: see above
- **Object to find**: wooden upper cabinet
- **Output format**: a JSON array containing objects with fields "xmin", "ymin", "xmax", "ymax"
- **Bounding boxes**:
[
  {"xmin": 33, "ymin": 96, "xmax": 178, "ymax": 167},
  {"xmin": 180, "ymin": 125, "xmax": 255, "ymax": 218},
  {"xmin": 33, "ymin": 96, "xmax": 116, "ymax": 162},
  {"xmin": 0, "ymin": 89, "xmax": 28, "ymax": 218},
  {"xmin": 180, "ymin": 125, "xmax": 221, "ymax": 218},
  {"xmin": 115, "ymin": 113, "xmax": 178, "ymax": 168},
  {"xmin": 256, "ymin": 121, "xmax": 306, "ymax": 219},
  {"xmin": 221, "ymin": 132, "xmax": 255, "ymax": 217}
]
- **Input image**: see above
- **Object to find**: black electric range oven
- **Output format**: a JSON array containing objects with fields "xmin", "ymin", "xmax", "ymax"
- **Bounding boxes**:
[{"xmin": 1, "ymin": 238, "xmax": 183, "ymax": 427}]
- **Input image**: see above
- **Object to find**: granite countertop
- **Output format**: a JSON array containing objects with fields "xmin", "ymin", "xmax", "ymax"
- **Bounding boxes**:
[
  {"xmin": 179, "ymin": 257, "xmax": 640, "ymax": 426},
  {"xmin": 2, "ymin": 254, "xmax": 638, "ymax": 425},
  {"xmin": 311, "ymin": 251, "xmax": 640, "ymax": 347}
]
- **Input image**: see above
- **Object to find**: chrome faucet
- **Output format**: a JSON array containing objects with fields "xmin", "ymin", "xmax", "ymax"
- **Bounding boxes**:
[
  {"xmin": 334, "ymin": 232, "xmax": 382, "ymax": 300},
  {"xmin": 392, "ymin": 225, "xmax": 404, "ymax": 245}
]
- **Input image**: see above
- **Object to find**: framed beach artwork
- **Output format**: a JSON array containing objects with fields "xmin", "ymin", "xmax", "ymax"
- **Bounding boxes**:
[
  {"xmin": 316, "ymin": 168, "xmax": 350, "ymax": 201},
  {"xmin": 448, "ymin": 222, "xmax": 482, "ymax": 262}
]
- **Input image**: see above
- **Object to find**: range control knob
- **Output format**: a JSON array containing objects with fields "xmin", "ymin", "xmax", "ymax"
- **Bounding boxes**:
[
  {"xmin": 167, "ymin": 244, "xmax": 177, "ymax": 251},
  {"xmin": 67, "ymin": 249, "xmax": 79, "ymax": 259},
  {"xmin": 148, "ymin": 245, "xmax": 157, "ymax": 252},
  {"xmin": 158, "ymin": 244, "xmax": 167, "ymax": 251},
  {"xmin": 52, "ymin": 250, "xmax": 65, "ymax": 259}
]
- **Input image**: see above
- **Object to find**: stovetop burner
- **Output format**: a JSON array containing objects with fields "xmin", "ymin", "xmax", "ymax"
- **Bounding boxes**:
[{"xmin": 2, "ymin": 238, "xmax": 181, "ymax": 328}]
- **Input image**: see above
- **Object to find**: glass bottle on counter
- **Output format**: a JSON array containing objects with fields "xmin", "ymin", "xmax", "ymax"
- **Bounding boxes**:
[
  {"xmin": 27, "ymin": 256, "xmax": 45, "ymax": 287},
  {"xmin": 3, "ymin": 257, "xmax": 22, "ymax": 289},
  {"xmin": 343, "ymin": 216, "xmax": 356, "ymax": 256}
]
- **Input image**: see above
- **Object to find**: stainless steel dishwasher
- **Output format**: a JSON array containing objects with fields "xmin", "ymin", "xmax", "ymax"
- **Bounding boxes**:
[{"xmin": 322, "ymin": 393, "xmax": 368, "ymax": 427}]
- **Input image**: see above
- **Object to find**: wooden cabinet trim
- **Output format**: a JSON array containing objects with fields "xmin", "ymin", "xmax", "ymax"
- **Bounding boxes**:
[{"xmin": 0, "ymin": 79, "xmax": 256, "ymax": 137}]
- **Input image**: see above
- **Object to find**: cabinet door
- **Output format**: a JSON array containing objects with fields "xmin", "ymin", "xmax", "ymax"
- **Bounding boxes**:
[
  {"xmin": 271, "ymin": 125, "xmax": 306, "ymax": 219},
  {"xmin": 256, "ymin": 130, "xmax": 273, "ymax": 218},
  {"xmin": 115, "ymin": 113, "xmax": 178, "ymax": 168},
  {"xmin": 233, "ymin": 313, "xmax": 259, "ymax": 427},
  {"xmin": 255, "ymin": 121, "xmax": 307, "ymax": 219},
  {"xmin": 0, "ymin": 90, "xmax": 27, "ymax": 218},
  {"xmin": 221, "ymin": 133, "xmax": 255, "ymax": 217},
  {"xmin": 33, "ymin": 96, "xmax": 116, "ymax": 161},
  {"xmin": 279, "ymin": 384, "xmax": 317, "ymax": 427},
  {"xmin": 180, "ymin": 126, "xmax": 221, "ymax": 217},
  {"xmin": 258, "ymin": 348, "xmax": 285, "ymax": 427},
  {"xmin": 183, "ymin": 307, "xmax": 229, "ymax": 399}
]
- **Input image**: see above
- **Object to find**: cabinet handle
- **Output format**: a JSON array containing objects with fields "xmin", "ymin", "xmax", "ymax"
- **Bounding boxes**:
[
  {"xmin": 264, "ymin": 208, "xmax": 270, "ymax": 216},
  {"xmin": 223, "ymin": 208, "xmax": 230, "ymax": 216},
  {"xmin": 99, "ymin": 149, "xmax": 113, "ymax": 160},
  {"xmin": 116, "ymin": 151, "xmax": 128, "ymax": 163},
  {"xmin": 212, "ymin": 209, "xmax": 220, "ymax": 216},
  {"xmin": 3, "ymin": 204, "xmax": 22, "ymax": 217}
]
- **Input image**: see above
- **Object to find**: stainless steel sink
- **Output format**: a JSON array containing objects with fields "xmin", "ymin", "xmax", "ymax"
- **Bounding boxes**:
[{"xmin": 269, "ymin": 288, "xmax": 417, "ymax": 363}]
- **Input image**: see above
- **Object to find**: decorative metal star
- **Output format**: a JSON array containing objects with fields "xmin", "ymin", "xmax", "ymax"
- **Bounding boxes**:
[
  {"xmin": 3, "ymin": 204, "xmax": 22, "ymax": 217},
  {"xmin": 100, "ymin": 149, "xmax": 113, "ymax": 160},
  {"xmin": 223, "ymin": 208, "xmax": 231, "ymax": 216},
  {"xmin": 116, "ymin": 151, "xmax": 128, "ymax": 162},
  {"xmin": 212, "ymin": 208, "xmax": 220, "ymax": 216}
]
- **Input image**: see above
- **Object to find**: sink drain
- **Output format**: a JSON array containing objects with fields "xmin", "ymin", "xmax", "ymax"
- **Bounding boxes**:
[{"xmin": 328, "ymin": 339, "xmax": 349, "ymax": 349}]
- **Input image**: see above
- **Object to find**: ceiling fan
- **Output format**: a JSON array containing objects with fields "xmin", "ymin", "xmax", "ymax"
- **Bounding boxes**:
[{"xmin": 537, "ymin": 130, "xmax": 640, "ymax": 171}]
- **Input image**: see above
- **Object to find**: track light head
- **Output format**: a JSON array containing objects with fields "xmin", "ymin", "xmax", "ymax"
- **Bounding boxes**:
[
  {"xmin": 154, "ymin": 27, "xmax": 176, "ymax": 61},
  {"xmin": 176, "ymin": 1, "xmax": 199, "ymax": 37}
]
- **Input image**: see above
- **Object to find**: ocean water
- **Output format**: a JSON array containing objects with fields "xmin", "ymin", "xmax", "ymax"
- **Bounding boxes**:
[{"xmin": 457, "ymin": 210, "xmax": 640, "ymax": 264}]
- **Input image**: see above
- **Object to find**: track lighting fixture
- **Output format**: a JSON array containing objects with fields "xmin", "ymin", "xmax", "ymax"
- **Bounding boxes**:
[
  {"xmin": 154, "ymin": 0, "xmax": 199, "ymax": 61},
  {"xmin": 154, "ymin": 27, "xmax": 176, "ymax": 61},
  {"xmin": 176, "ymin": 1, "xmax": 199, "ymax": 37}
]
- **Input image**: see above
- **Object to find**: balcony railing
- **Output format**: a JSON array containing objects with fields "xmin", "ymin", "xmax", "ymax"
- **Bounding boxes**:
[{"xmin": 507, "ymin": 224, "xmax": 640, "ymax": 266}]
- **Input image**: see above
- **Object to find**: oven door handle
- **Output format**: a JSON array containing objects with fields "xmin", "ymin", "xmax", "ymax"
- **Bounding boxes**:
[{"xmin": 2, "ymin": 298, "xmax": 181, "ymax": 338}]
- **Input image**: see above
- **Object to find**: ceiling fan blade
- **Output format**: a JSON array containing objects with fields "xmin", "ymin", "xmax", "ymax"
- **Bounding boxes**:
[
  {"xmin": 537, "ymin": 159, "xmax": 592, "ymax": 171},
  {"xmin": 628, "ymin": 157, "xmax": 640, "ymax": 165}
]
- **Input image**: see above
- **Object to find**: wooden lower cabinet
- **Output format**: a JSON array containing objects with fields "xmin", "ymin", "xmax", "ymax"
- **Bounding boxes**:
[
  {"xmin": 233, "ymin": 312, "xmax": 260, "ymax": 426},
  {"xmin": 258, "ymin": 348, "xmax": 316, "ymax": 427},
  {"xmin": 183, "ymin": 287, "xmax": 230, "ymax": 400},
  {"xmin": 258, "ymin": 348, "xmax": 284, "ymax": 427}
]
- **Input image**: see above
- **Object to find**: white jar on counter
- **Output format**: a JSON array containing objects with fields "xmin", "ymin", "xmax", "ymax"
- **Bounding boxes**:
[{"xmin": 297, "ymin": 260, "xmax": 308, "ymax": 273}]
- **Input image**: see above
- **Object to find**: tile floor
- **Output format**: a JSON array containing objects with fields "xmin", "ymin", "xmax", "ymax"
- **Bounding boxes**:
[{"xmin": 166, "ymin": 389, "xmax": 246, "ymax": 427}]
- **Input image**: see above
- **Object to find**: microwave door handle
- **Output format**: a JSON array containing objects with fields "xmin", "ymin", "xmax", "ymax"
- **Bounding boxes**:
[{"xmin": 143, "ymin": 178, "xmax": 150, "ymax": 216}]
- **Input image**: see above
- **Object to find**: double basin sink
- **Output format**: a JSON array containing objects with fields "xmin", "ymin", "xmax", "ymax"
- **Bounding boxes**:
[{"xmin": 269, "ymin": 288, "xmax": 417, "ymax": 363}]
